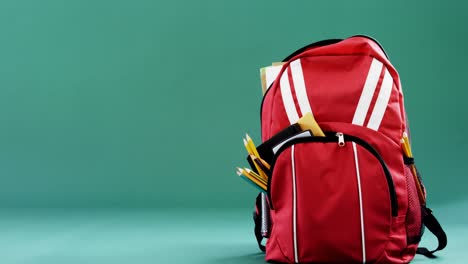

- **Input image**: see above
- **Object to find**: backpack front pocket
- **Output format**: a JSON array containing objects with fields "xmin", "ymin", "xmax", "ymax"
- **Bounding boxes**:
[{"xmin": 268, "ymin": 133, "xmax": 394, "ymax": 263}]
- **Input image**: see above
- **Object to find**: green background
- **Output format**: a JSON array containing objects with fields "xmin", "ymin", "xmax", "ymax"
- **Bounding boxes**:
[
  {"xmin": 0, "ymin": 0, "xmax": 466, "ymax": 208},
  {"xmin": 0, "ymin": 0, "xmax": 466, "ymax": 263}
]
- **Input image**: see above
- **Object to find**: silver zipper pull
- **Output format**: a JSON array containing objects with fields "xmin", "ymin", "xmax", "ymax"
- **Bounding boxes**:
[{"xmin": 336, "ymin": 132, "xmax": 345, "ymax": 147}]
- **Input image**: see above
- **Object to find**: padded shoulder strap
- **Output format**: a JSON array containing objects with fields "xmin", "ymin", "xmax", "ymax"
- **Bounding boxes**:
[
  {"xmin": 417, "ymin": 207, "xmax": 447, "ymax": 258},
  {"xmin": 253, "ymin": 193, "xmax": 266, "ymax": 252}
]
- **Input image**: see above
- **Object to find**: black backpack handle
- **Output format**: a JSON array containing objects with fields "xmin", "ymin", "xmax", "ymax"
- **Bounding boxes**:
[
  {"xmin": 282, "ymin": 35, "xmax": 389, "ymax": 62},
  {"xmin": 282, "ymin": 39, "xmax": 343, "ymax": 62}
]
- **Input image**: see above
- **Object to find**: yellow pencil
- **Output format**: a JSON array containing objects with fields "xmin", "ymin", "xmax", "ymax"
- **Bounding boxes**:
[
  {"xmin": 250, "ymin": 155, "xmax": 270, "ymax": 180},
  {"xmin": 237, "ymin": 168, "xmax": 267, "ymax": 192},
  {"xmin": 251, "ymin": 154, "xmax": 271, "ymax": 171},
  {"xmin": 400, "ymin": 138, "xmax": 410, "ymax": 157},
  {"xmin": 411, "ymin": 166, "xmax": 425, "ymax": 202},
  {"xmin": 402, "ymin": 132, "xmax": 413, "ymax": 157},
  {"xmin": 258, "ymin": 157, "xmax": 271, "ymax": 170},
  {"xmin": 246, "ymin": 134, "xmax": 271, "ymax": 177},
  {"xmin": 246, "ymin": 134, "xmax": 261, "ymax": 158},
  {"xmin": 243, "ymin": 138, "xmax": 253, "ymax": 155},
  {"xmin": 245, "ymin": 168, "xmax": 268, "ymax": 186},
  {"xmin": 248, "ymin": 155, "xmax": 268, "ymax": 181},
  {"xmin": 239, "ymin": 168, "xmax": 267, "ymax": 191},
  {"xmin": 244, "ymin": 135, "xmax": 268, "ymax": 180}
]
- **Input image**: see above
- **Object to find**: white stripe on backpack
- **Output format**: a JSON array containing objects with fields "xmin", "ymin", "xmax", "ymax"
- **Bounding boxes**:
[
  {"xmin": 366, "ymin": 68, "xmax": 393, "ymax": 131},
  {"xmin": 280, "ymin": 59, "xmax": 315, "ymax": 125},
  {"xmin": 280, "ymin": 69, "xmax": 300, "ymax": 124},
  {"xmin": 352, "ymin": 58, "xmax": 383, "ymax": 126},
  {"xmin": 290, "ymin": 59, "xmax": 313, "ymax": 117}
]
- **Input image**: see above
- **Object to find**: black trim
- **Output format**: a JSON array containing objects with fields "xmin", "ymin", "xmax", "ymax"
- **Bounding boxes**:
[
  {"xmin": 256, "ymin": 123, "xmax": 302, "ymax": 166},
  {"xmin": 282, "ymin": 39, "xmax": 344, "ymax": 62},
  {"xmin": 416, "ymin": 207, "xmax": 447, "ymax": 258},
  {"xmin": 267, "ymin": 132, "xmax": 398, "ymax": 217},
  {"xmin": 351, "ymin": 35, "xmax": 389, "ymax": 59},
  {"xmin": 404, "ymin": 156, "xmax": 415, "ymax": 165}
]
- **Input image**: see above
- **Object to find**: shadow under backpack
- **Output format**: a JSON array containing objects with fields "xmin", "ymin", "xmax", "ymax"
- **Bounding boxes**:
[{"xmin": 249, "ymin": 36, "xmax": 447, "ymax": 263}]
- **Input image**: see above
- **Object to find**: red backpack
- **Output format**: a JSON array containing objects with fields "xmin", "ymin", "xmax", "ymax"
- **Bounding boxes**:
[{"xmin": 250, "ymin": 36, "xmax": 447, "ymax": 263}]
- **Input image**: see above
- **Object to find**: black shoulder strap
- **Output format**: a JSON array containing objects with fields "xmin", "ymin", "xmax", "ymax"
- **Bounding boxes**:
[
  {"xmin": 253, "ymin": 193, "xmax": 266, "ymax": 252},
  {"xmin": 416, "ymin": 207, "xmax": 447, "ymax": 258},
  {"xmin": 254, "ymin": 212, "xmax": 266, "ymax": 252}
]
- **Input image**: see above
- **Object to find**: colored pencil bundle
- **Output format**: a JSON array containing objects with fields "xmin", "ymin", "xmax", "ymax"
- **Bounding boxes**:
[
  {"xmin": 235, "ymin": 134, "xmax": 270, "ymax": 193},
  {"xmin": 235, "ymin": 112, "xmax": 325, "ymax": 192}
]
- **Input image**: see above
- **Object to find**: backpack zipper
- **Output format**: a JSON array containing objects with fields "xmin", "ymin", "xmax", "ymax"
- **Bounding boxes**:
[{"xmin": 267, "ymin": 132, "xmax": 398, "ymax": 217}]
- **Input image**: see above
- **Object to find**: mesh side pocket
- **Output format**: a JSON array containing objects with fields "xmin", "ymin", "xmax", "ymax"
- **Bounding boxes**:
[{"xmin": 405, "ymin": 165, "xmax": 423, "ymax": 244}]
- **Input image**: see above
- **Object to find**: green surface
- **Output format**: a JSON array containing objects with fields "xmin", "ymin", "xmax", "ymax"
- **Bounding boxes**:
[{"xmin": 1, "ymin": 201, "xmax": 467, "ymax": 264}]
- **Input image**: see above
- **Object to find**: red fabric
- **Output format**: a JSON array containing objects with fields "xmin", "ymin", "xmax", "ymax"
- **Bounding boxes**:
[
  {"xmin": 261, "ymin": 37, "xmax": 421, "ymax": 263},
  {"xmin": 266, "ymin": 149, "xmax": 294, "ymax": 263},
  {"xmin": 362, "ymin": 66, "xmax": 386, "ymax": 126}
]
